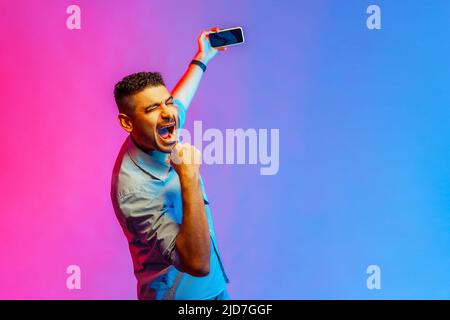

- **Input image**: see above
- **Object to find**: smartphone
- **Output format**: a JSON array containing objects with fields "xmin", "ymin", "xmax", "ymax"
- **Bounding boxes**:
[{"xmin": 209, "ymin": 27, "xmax": 245, "ymax": 48}]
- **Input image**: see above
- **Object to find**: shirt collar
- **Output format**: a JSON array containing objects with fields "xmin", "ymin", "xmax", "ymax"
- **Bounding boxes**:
[{"xmin": 125, "ymin": 135, "xmax": 172, "ymax": 181}]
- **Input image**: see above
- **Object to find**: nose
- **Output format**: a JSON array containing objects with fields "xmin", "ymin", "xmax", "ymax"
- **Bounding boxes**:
[{"xmin": 160, "ymin": 104, "xmax": 175, "ymax": 120}]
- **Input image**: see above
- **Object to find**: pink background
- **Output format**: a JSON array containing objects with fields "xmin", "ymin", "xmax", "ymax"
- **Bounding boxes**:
[{"xmin": 2, "ymin": 0, "xmax": 450, "ymax": 299}]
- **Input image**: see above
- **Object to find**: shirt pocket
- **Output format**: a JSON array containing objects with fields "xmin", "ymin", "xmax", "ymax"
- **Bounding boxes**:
[{"xmin": 162, "ymin": 202, "xmax": 182, "ymax": 224}]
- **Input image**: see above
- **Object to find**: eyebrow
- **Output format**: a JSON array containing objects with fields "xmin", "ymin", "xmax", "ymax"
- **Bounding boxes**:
[{"xmin": 145, "ymin": 96, "xmax": 174, "ymax": 109}]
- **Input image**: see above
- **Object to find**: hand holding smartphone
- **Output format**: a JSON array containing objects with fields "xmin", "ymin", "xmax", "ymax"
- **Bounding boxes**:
[{"xmin": 208, "ymin": 27, "xmax": 245, "ymax": 48}]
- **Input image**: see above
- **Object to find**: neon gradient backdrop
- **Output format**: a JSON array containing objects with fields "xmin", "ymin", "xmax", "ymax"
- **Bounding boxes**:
[{"xmin": 0, "ymin": 0, "xmax": 449, "ymax": 299}]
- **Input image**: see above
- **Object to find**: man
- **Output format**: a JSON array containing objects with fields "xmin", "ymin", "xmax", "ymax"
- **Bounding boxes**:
[{"xmin": 110, "ymin": 28, "xmax": 230, "ymax": 300}]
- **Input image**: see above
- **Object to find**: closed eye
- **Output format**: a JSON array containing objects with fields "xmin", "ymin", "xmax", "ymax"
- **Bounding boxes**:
[
  {"xmin": 165, "ymin": 97, "xmax": 174, "ymax": 105},
  {"xmin": 145, "ymin": 106, "xmax": 158, "ymax": 113},
  {"xmin": 145, "ymin": 97, "xmax": 174, "ymax": 113}
]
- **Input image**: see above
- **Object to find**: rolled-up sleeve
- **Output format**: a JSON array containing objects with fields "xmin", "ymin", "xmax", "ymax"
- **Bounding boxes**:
[{"xmin": 118, "ymin": 191, "xmax": 180, "ymax": 266}]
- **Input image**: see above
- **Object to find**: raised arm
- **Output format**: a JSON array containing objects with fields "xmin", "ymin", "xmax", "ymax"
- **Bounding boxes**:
[{"xmin": 171, "ymin": 27, "xmax": 226, "ymax": 111}]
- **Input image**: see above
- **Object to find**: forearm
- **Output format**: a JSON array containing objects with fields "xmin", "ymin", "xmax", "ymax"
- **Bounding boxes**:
[
  {"xmin": 171, "ymin": 52, "xmax": 209, "ymax": 111},
  {"xmin": 175, "ymin": 172, "xmax": 210, "ymax": 276}
]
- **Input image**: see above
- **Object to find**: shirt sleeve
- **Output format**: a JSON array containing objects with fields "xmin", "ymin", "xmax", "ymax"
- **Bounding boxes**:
[
  {"xmin": 174, "ymin": 98, "xmax": 186, "ymax": 129},
  {"xmin": 118, "ymin": 191, "xmax": 181, "ymax": 266}
]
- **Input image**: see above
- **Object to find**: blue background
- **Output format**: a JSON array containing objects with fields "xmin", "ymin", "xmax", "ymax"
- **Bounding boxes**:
[{"xmin": 0, "ymin": 0, "xmax": 449, "ymax": 299}]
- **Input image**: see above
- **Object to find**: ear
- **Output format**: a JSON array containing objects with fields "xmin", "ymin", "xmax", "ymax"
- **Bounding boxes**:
[{"xmin": 118, "ymin": 113, "xmax": 133, "ymax": 133}]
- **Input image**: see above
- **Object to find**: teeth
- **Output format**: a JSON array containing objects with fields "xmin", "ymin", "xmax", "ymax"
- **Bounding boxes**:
[{"xmin": 159, "ymin": 122, "xmax": 175, "ymax": 129}]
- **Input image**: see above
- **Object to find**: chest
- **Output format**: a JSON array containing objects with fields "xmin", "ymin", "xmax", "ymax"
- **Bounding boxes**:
[{"xmin": 156, "ymin": 171, "xmax": 213, "ymax": 232}]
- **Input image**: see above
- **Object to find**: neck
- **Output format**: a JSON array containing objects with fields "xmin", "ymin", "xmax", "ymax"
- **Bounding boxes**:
[{"xmin": 130, "ymin": 134, "xmax": 169, "ymax": 163}]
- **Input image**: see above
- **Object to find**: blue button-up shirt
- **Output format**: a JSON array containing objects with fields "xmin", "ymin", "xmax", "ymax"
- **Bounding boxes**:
[{"xmin": 111, "ymin": 103, "xmax": 229, "ymax": 300}]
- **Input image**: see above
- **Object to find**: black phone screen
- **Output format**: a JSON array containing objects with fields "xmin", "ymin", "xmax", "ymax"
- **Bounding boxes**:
[{"xmin": 209, "ymin": 28, "xmax": 244, "ymax": 48}]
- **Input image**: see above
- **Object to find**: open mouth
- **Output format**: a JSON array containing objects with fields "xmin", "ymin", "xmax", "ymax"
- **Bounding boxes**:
[{"xmin": 157, "ymin": 121, "xmax": 176, "ymax": 143}]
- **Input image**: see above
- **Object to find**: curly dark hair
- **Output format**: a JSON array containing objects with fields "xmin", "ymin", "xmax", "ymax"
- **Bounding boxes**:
[{"xmin": 114, "ymin": 71, "xmax": 165, "ymax": 114}]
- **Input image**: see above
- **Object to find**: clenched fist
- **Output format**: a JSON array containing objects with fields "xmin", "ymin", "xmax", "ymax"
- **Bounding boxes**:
[{"xmin": 168, "ymin": 143, "xmax": 202, "ymax": 181}]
